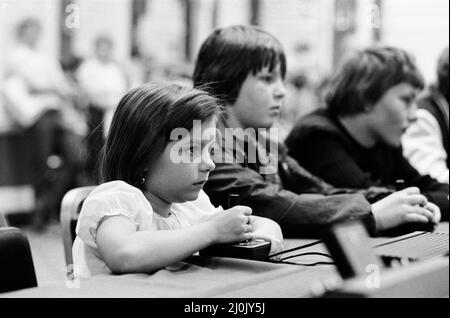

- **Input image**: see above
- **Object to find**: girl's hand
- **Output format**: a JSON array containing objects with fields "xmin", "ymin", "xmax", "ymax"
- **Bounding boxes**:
[
  {"xmin": 372, "ymin": 187, "xmax": 436, "ymax": 231},
  {"xmin": 206, "ymin": 206, "xmax": 253, "ymax": 244}
]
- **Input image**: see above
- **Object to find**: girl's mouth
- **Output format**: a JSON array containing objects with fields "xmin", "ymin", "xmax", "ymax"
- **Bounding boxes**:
[{"xmin": 193, "ymin": 180, "xmax": 207, "ymax": 187}]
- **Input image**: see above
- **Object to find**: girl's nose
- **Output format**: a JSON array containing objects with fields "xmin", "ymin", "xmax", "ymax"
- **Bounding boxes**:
[{"xmin": 200, "ymin": 151, "xmax": 216, "ymax": 172}]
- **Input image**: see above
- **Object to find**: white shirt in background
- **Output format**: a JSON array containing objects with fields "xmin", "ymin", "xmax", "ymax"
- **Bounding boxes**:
[
  {"xmin": 2, "ymin": 45, "xmax": 72, "ymax": 129},
  {"xmin": 76, "ymin": 59, "xmax": 128, "ymax": 135},
  {"xmin": 403, "ymin": 108, "xmax": 449, "ymax": 184}
]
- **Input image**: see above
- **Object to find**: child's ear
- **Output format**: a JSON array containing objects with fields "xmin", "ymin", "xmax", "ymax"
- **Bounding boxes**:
[{"xmin": 362, "ymin": 102, "xmax": 375, "ymax": 113}]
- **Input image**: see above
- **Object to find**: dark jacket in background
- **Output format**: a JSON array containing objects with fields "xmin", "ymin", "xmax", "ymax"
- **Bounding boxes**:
[
  {"xmin": 285, "ymin": 108, "xmax": 449, "ymax": 220},
  {"xmin": 204, "ymin": 119, "xmax": 393, "ymax": 238}
]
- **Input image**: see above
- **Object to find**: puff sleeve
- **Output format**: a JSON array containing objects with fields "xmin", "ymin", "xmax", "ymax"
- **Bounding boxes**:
[{"xmin": 75, "ymin": 181, "xmax": 151, "ymax": 248}]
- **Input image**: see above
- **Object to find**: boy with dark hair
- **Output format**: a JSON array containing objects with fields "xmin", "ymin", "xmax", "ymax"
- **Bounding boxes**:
[
  {"xmin": 403, "ymin": 47, "xmax": 449, "ymax": 184},
  {"xmin": 285, "ymin": 46, "xmax": 448, "ymax": 220},
  {"xmin": 323, "ymin": 47, "xmax": 425, "ymax": 118},
  {"xmin": 194, "ymin": 26, "xmax": 440, "ymax": 237}
]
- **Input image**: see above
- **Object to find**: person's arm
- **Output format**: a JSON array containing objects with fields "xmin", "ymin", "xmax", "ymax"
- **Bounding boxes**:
[
  {"xmin": 281, "ymin": 152, "xmax": 393, "ymax": 203},
  {"xmin": 96, "ymin": 207, "xmax": 253, "ymax": 274},
  {"xmin": 204, "ymin": 161, "xmax": 375, "ymax": 238},
  {"xmin": 402, "ymin": 109, "xmax": 449, "ymax": 184},
  {"xmin": 2, "ymin": 75, "xmax": 61, "ymax": 128}
]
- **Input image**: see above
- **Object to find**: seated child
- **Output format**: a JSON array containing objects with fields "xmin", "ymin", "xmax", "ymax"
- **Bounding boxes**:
[
  {"xmin": 285, "ymin": 46, "xmax": 448, "ymax": 220},
  {"xmin": 73, "ymin": 82, "xmax": 284, "ymax": 277}
]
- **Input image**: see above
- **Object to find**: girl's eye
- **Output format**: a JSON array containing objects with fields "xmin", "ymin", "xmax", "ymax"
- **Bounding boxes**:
[
  {"xmin": 188, "ymin": 146, "xmax": 199, "ymax": 155},
  {"xmin": 401, "ymin": 96, "xmax": 414, "ymax": 105},
  {"xmin": 209, "ymin": 147, "xmax": 215, "ymax": 156},
  {"xmin": 260, "ymin": 75, "xmax": 274, "ymax": 83}
]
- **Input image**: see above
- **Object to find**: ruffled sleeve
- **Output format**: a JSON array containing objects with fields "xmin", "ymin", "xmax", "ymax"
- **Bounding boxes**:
[{"xmin": 75, "ymin": 181, "xmax": 152, "ymax": 248}]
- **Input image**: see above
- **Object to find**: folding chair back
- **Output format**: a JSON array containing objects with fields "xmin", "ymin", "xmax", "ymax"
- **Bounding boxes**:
[{"xmin": 60, "ymin": 186, "xmax": 96, "ymax": 268}]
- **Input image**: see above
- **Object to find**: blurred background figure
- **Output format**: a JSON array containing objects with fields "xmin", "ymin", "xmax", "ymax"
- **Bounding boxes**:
[
  {"xmin": 403, "ymin": 47, "xmax": 449, "ymax": 184},
  {"xmin": 2, "ymin": 18, "xmax": 86, "ymax": 230},
  {"xmin": 76, "ymin": 35, "xmax": 129, "ymax": 184},
  {"xmin": 276, "ymin": 71, "xmax": 321, "ymax": 142}
]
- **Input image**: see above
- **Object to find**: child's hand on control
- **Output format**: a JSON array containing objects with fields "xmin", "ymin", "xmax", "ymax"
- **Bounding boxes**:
[
  {"xmin": 425, "ymin": 202, "xmax": 441, "ymax": 225},
  {"xmin": 372, "ymin": 187, "xmax": 436, "ymax": 231},
  {"xmin": 207, "ymin": 206, "xmax": 253, "ymax": 244}
]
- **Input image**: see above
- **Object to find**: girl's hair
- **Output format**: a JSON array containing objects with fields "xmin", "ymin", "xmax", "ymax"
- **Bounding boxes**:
[
  {"xmin": 437, "ymin": 47, "xmax": 449, "ymax": 100},
  {"xmin": 193, "ymin": 25, "xmax": 286, "ymax": 106},
  {"xmin": 99, "ymin": 82, "xmax": 221, "ymax": 190},
  {"xmin": 325, "ymin": 46, "xmax": 425, "ymax": 118}
]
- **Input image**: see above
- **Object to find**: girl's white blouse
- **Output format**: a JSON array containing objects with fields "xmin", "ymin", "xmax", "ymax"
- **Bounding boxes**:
[{"xmin": 72, "ymin": 180, "xmax": 221, "ymax": 277}]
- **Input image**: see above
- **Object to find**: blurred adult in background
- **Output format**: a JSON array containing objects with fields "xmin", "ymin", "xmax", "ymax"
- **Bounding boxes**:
[
  {"xmin": 76, "ymin": 35, "xmax": 129, "ymax": 183},
  {"xmin": 2, "ymin": 18, "xmax": 86, "ymax": 229},
  {"xmin": 286, "ymin": 46, "xmax": 449, "ymax": 220},
  {"xmin": 402, "ymin": 47, "xmax": 449, "ymax": 184}
]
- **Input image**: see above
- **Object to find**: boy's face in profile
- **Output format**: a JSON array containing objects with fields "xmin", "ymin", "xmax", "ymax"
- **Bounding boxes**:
[
  {"xmin": 367, "ymin": 82, "xmax": 419, "ymax": 147},
  {"xmin": 231, "ymin": 64, "xmax": 286, "ymax": 130}
]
